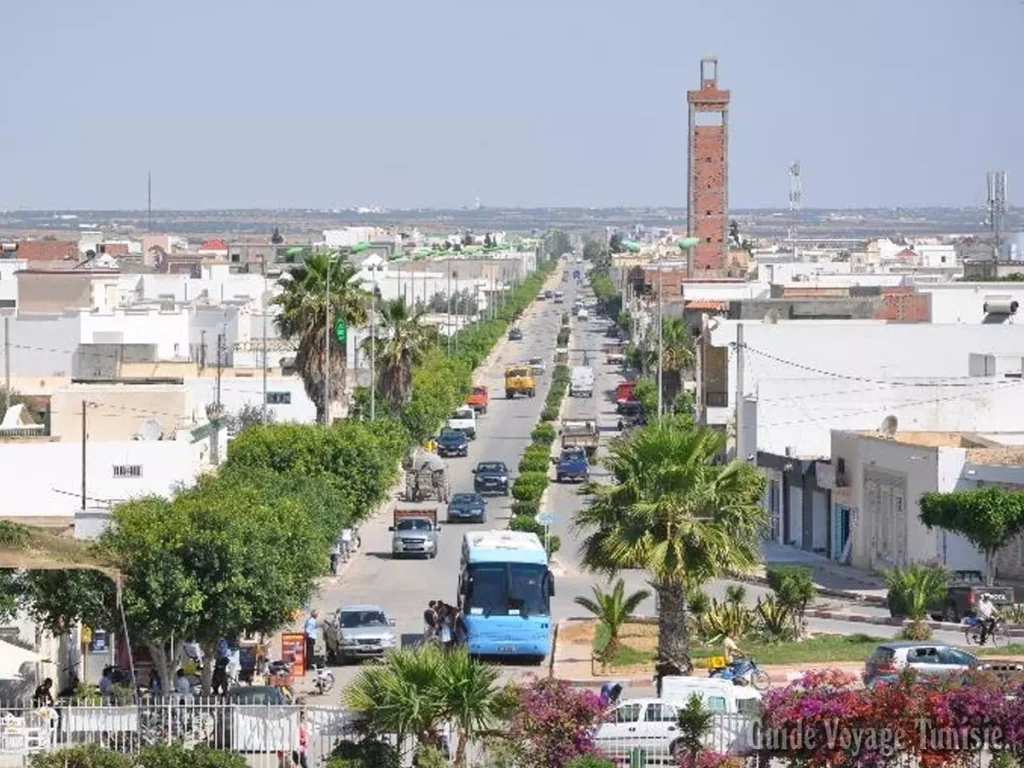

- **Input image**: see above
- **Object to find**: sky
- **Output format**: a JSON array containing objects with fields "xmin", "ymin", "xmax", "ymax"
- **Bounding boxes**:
[{"xmin": 2, "ymin": 0, "xmax": 1022, "ymax": 210}]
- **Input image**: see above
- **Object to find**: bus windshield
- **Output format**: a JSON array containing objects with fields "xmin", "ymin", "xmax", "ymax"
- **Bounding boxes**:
[{"xmin": 465, "ymin": 562, "xmax": 549, "ymax": 617}]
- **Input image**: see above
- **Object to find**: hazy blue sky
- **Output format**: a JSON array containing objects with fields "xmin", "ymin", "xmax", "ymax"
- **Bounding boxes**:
[{"xmin": 2, "ymin": 0, "xmax": 1021, "ymax": 210}]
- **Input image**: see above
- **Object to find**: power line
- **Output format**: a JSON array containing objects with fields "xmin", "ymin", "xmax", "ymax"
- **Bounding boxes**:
[{"xmin": 736, "ymin": 343, "xmax": 1024, "ymax": 389}]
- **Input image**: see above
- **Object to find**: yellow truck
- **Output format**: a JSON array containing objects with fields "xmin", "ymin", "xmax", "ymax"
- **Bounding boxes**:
[{"xmin": 504, "ymin": 364, "xmax": 536, "ymax": 399}]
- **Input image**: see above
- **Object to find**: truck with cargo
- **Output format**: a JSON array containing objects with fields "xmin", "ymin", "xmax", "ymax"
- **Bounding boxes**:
[
  {"xmin": 569, "ymin": 366, "xmax": 594, "ymax": 398},
  {"xmin": 465, "ymin": 385, "xmax": 489, "ymax": 414},
  {"xmin": 615, "ymin": 380, "xmax": 637, "ymax": 410},
  {"xmin": 561, "ymin": 419, "xmax": 599, "ymax": 455},
  {"xmin": 389, "ymin": 504, "xmax": 441, "ymax": 559},
  {"xmin": 555, "ymin": 447, "xmax": 590, "ymax": 483},
  {"xmin": 504, "ymin": 365, "xmax": 536, "ymax": 399}
]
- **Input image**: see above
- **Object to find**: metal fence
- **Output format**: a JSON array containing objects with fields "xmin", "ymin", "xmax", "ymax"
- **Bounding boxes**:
[{"xmin": 0, "ymin": 700, "xmax": 762, "ymax": 768}]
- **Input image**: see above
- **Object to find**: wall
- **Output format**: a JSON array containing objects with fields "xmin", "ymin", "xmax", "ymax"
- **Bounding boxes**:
[
  {"xmin": 16, "ymin": 272, "xmax": 94, "ymax": 312},
  {"xmin": 707, "ymin": 321, "xmax": 1024, "ymax": 456},
  {"xmin": 80, "ymin": 309, "xmax": 191, "ymax": 361},
  {"xmin": 0, "ymin": 313, "xmax": 83, "ymax": 377},
  {"xmin": 186, "ymin": 374, "xmax": 315, "ymax": 423},
  {"xmin": 0, "ymin": 259, "xmax": 26, "ymax": 308},
  {"xmin": 50, "ymin": 384, "xmax": 193, "ymax": 440},
  {"xmin": 0, "ymin": 437, "xmax": 211, "ymax": 519},
  {"xmin": 918, "ymin": 283, "xmax": 1024, "ymax": 324}
]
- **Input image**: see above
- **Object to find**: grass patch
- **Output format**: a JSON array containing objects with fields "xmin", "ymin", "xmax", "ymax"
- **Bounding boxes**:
[{"xmin": 589, "ymin": 620, "xmax": 1024, "ymax": 670}]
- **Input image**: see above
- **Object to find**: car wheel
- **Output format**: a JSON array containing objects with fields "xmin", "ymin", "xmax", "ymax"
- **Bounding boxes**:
[{"xmin": 430, "ymin": 551, "xmax": 437, "ymax": 559}]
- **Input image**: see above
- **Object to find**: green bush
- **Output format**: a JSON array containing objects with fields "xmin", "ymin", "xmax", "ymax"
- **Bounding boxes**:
[
  {"xmin": 552, "ymin": 364, "xmax": 570, "ymax": 382},
  {"xmin": 327, "ymin": 740, "xmax": 401, "ymax": 768},
  {"xmin": 511, "ymin": 501, "xmax": 540, "ymax": 517},
  {"xmin": 30, "ymin": 745, "xmax": 132, "ymax": 768},
  {"xmin": 766, "ymin": 565, "xmax": 816, "ymax": 616},
  {"xmin": 136, "ymin": 745, "xmax": 247, "ymax": 768},
  {"xmin": 531, "ymin": 423, "xmax": 557, "ymax": 446},
  {"xmin": 540, "ymin": 405, "xmax": 560, "ymax": 422},
  {"xmin": 523, "ymin": 444, "xmax": 551, "ymax": 463},
  {"xmin": 557, "ymin": 328, "xmax": 570, "ymax": 347},
  {"xmin": 519, "ymin": 454, "xmax": 550, "ymax": 473},
  {"xmin": 512, "ymin": 472, "xmax": 549, "ymax": 503},
  {"xmin": 510, "ymin": 514, "xmax": 545, "ymax": 536},
  {"xmin": 548, "ymin": 534, "xmax": 562, "ymax": 555}
]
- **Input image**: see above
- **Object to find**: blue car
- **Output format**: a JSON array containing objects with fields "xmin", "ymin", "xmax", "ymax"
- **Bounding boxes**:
[
  {"xmin": 437, "ymin": 428, "xmax": 469, "ymax": 458},
  {"xmin": 447, "ymin": 492, "xmax": 487, "ymax": 523},
  {"xmin": 556, "ymin": 448, "xmax": 589, "ymax": 483}
]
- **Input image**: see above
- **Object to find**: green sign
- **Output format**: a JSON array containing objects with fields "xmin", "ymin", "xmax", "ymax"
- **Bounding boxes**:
[
  {"xmin": 334, "ymin": 318, "xmax": 347, "ymax": 343},
  {"xmin": 677, "ymin": 237, "xmax": 700, "ymax": 249}
]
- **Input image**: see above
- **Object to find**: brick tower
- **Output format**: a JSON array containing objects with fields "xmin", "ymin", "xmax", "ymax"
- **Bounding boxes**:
[{"xmin": 687, "ymin": 57, "xmax": 730, "ymax": 273}]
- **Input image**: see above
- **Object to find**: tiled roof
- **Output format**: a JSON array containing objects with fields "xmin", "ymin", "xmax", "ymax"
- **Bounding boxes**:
[{"xmin": 685, "ymin": 299, "xmax": 726, "ymax": 310}]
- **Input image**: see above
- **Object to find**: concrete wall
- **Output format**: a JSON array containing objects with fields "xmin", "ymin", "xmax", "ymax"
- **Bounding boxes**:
[
  {"xmin": 0, "ymin": 437, "xmax": 212, "ymax": 519},
  {"xmin": 0, "ymin": 313, "xmax": 83, "ymax": 377},
  {"xmin": 917, "ymin": 283, "xmax": 1024, "ymax": 324},
  {"xmin": 50, "ymin": 384, "xmax": 193, "ymax": 440}
]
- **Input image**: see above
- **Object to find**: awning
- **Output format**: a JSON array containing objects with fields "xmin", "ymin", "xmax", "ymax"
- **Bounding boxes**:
[{"xmin": 0, "ymin": 639, "xmax": 46, "ymax": 679}]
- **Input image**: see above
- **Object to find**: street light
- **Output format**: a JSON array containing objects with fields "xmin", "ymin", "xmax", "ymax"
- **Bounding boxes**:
[{"xmin": 364, "ymin": 255, "xmax": 385, "ymax": 422}]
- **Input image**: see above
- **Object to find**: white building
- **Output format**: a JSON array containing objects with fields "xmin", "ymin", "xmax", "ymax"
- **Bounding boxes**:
[{"xmin": 820, "ymin": 430, "xmax": 1024, "ymax": 577}]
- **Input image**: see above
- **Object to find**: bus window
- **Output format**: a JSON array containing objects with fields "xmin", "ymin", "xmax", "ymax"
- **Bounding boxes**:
[
  {"xmin": 508, "ymin": 564, "xmax": 548, "ymax": 616},
  {"xmin": 465, "ymin": 564, "xmax": 505, "ymax": 616}
]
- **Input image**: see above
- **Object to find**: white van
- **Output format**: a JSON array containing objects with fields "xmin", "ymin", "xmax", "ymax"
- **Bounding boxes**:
[{"xmin": 594, "ymin": 681, "xmax": 760, "ymax": 760}]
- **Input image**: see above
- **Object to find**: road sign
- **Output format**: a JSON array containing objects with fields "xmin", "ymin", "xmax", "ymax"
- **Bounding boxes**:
[
  {"xmin": 334, "ymin": 318, "xmax": 347, "ymax": 343},
  {"xmin": 536, "ymin": 512, "xmax": 555, "ymax": 527}
]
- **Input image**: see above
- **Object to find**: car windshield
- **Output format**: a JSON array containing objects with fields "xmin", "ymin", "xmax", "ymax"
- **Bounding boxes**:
[
  {"xmin": 440, "ymin": 429, "xmax": 463, "ymax": 441},
  {"xmin": 340, "ymin": 611, "xmax": 388, "ymax": 628},
  {"xmin": 465, "ymin": 563, "xmax": 549, "ymax": 617},
  {"xmin": 396, "ymin": 519, "xmax": 433, "ymax": 531},
  {"xmin": 529, "ymin": 358, "xmax": 543, "ymax": 365},
  {"xmin": 452, "ymin": 409, "xmax": 473, "ymax": 420},
  {"xmin": 561, "ymin": 449, "xmax": 584, "ymax": 461},
  {"xmin": 477, "ymin": 463, "xmax": 506, "ymax": 474},
  {"xmin": 451, "ymin": 494, "xmax": 481, "ymax": 506}
]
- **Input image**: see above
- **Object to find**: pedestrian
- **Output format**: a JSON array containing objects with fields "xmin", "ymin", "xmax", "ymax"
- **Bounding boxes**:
[
  {"xmin": 33, "ymin": 678, "xmax": 55, "ymax": 708},
  {"xmin": 439, "ymin": 606, "xmax": 454, "ymax": 651},
  {"xmin": 147, "ymin": 669, "xmax": 162, "ymax": 696},
  {"xmin": 98, "ymin": 667, "xmax": 114, "ymax": 700},
  {"xmin": 330, "ymin": 539, "xmax": 342, "ymax": 575},
  {"xmin": 423, "ymin": 600, "xmax": 438, "ymax": 641},
  {"xmin": 340, "ymin": 528, "xmax": 353, "ymax": 562},
  {"xmin": 304, "ymin": 610, "xmax": 320, "ymax": 670},
  {"xmin": 292, "ymin": 704, "xmax": 310, "ymax": 768},
  {"xmin": 212, "ymin": 656, "xmax": 230, "ymax": 696},
  {"xmin": 453, "ymin": 605, "xmax": 468, "ymax": 647},
  {"xmin": 175, "ymin": 669, "xmax": 193, "ymax": 703}
]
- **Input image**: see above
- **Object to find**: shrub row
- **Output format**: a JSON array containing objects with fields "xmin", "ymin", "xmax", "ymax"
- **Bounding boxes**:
[
  {"xmin": 518, "ymin": 444, "xmax": 552, "ymax": 473},
  {"xmin": 30, "ymin": 744, "xmax": 246, "ymax": 768},
  {"xmin": 541, "ymin": 363, "xmax": 570, "ymax": 423}
]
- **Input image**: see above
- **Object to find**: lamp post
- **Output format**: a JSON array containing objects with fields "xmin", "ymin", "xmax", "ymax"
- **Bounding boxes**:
[
  {"xmin": 324, "ymin": 250, "xmax": 332, "ymax": 428},
  {"xmin": 365, "ymin": 257, "xmax": 383, "ymax": 422}
]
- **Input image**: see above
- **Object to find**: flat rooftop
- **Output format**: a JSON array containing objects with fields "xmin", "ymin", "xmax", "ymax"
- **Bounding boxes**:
[{"xmin": 856, "ymin": 430, "xmax": 1024, "ymax": 466}]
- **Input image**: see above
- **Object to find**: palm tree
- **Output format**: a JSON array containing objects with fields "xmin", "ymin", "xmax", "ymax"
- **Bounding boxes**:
[
  {"xmin": 344, "ymin": 645, "xmax": 500, "ymax": 767},
  {"xmin": 573, "ymin": 419, "xmax": 766, "ymax": 671},
  {"xmin": 660, "ymin": 318, "xmax": 694, "ymax": 404},
  {"xmin": 273, "ymin": 252, "xmax": 368, "ymax": 423},
  {"xmin": 574, "ymin": 579, "xmax": 650, "ymax": 659},
  {"xmin": 363, "ymin": 297, "xmax": 438, "ymax": 414}
]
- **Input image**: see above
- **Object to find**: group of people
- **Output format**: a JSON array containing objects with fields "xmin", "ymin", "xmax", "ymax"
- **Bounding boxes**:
[
  {"xmin": 329, "ymin": 528, "xmax": 360, "ymax": 576},
  {"xmin": 423, "ymin": 600, "xmax": 467, "ymax": 649}
]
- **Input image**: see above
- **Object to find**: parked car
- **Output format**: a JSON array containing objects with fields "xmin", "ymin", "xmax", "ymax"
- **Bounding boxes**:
[
  {"xmin": 472, "ymin": 461, "xmax": 509, "ymax": 495},
  {"xmin": 447, "ymin": 492, "xmax": 487, "ymax": 523},
  {"xmin": 437, "ymin": 428, "xmax": 469, "ymax": 458},
  {"xmin": 594, "ymin": 690, "xmax": 759, "ymax": 761},
  {"xmin": 863, "ymin": 642, "xmax": 977, "ymax": 686},
  {"xmin": 508, "ymin": 327, "xmax": 523, "ymax": 341},
  {"xmin": 326, "ymin": 605, "xmax": 398, "ymax": 665}
]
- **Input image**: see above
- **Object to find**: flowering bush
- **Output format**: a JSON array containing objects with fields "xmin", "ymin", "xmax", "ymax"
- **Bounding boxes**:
[
  {"xmin": 503, "ymin": 678, "xmax": 606, "ymax": 768},
  {"xmin": 761, "ymin": 669, "xmax": 1024, "ymax": 768}
]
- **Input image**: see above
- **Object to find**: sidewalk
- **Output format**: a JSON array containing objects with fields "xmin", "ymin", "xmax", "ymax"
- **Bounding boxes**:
[{"xmin": 747, "ymin": 540, "xmax": 889, "ymax": 606}]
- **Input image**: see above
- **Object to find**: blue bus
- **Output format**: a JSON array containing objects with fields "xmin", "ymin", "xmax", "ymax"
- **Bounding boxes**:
[{"xmin": 458, "ymin": 530, "xmax": 555, "ymax": 661}]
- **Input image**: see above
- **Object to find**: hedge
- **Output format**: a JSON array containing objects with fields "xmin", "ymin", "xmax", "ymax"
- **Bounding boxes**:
[
  {"xmin": 540, "ymin": 405, "xmax": 559, "ymax": 422},
  {"xmin": 530, "ymin": 423, "xmax": 557, "ymax": 446},
  {"xmin": 512, "ymin": 471, "xmax": 549, "ymax": 503},
  {"xmin": 511, "ymin": 501, "xmax": 540, "ymax": 517},
  {"xmin": 30, "ymin": 744, "xmax": 247, "ymax": 768},
  {"xmin": 518, "ymin": 453, "xmax": 550, "ymax": 473}
]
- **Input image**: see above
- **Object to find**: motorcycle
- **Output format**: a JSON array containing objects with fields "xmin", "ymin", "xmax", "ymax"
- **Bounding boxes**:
[{"xmin": 708, "ymin": 658, "xmax": 771, "ymax": 691}]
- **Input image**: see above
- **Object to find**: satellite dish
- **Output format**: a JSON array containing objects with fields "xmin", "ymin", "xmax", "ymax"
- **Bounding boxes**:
[
  {"xmin": 880, "ymin": 415, "xmax": 899, "ymax": 439},
  {"xmin": 135, "ymin": 419, "xmax": 163, "ymax": 442}
]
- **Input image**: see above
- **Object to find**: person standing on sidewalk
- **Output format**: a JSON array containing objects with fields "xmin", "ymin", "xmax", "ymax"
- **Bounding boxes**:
[
  {"xmin": 303, "ymin": 610, "xmax": 320, "ymax": 670},
  {"xmin": 329, "ymin": 539, "xmax": 342, "ymax": 575}
]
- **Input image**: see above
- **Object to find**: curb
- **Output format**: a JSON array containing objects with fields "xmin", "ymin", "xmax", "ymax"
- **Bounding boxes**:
[
  {"xmin": 803, "ymin": 608, "xmax": 1024, "ymax": 637},
  {"xmin": 734, "ymin": 572, "xmax": 889, "ymax": 607}
]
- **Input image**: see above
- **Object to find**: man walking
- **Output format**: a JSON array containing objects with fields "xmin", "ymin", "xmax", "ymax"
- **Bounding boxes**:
[
  {"xmin": 423, "ymin": 600, "xmax": 438, "ymax": 641},
  {"xmin": 330, "ymin": 539, "xmax": 342, "ymax": 575},
  {"xmin": 303, "ymin": 610, "xmax": 320, "ymax": 672}
]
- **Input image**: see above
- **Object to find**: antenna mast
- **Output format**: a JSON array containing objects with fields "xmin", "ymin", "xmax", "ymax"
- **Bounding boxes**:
[
  {"xmin": 147, "ymin": 169, "xmax": 152, "ymax": 233},
  {"xmin": 788, "ymin": 161, "xmax": 802, "ymax": 255},
  {"xmin": 987, "ymin": 170, "xmax": 1007, "ymax": 262}
]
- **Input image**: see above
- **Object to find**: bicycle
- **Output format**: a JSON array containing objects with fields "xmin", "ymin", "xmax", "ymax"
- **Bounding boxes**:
[{"xmin": 964, "ymin": 616, "xmax": 1005, "ymax": 647}]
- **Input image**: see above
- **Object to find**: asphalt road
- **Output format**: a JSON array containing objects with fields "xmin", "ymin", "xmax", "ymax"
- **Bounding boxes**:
[{"xmin": 303, "ymin": 263, "xmax": 966, "ymax": 699}]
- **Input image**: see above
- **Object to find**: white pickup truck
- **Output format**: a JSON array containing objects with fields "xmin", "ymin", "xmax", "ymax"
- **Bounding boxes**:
[
  {"xmin": 570, "ymin": 366, "xmax": 595, "ymax": 398},
  {"xmin": 448, "ymin": 406, "xmax": 477, "ymax": 439}
]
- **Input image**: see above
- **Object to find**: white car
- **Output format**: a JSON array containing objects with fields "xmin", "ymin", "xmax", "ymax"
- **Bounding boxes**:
[
  {"xmin": 594, "ymin": 693, "xmax": 759, "ymax": 760},
  {"xmin": 528, "ymin": 357, "xmax": 546, "ymax": 375},
  {"xmin": 577, "ymin": 308, "xmax": 589, "ymax": 321},
  {"xmin": 447, "ymin": 406, "xmax": 477, "ymax": 439}
]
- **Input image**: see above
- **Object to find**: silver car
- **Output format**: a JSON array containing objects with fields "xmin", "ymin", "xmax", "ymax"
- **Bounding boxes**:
[{"xmin": 326, "ymin": 605, "xmax": 398, "ymax": 664}]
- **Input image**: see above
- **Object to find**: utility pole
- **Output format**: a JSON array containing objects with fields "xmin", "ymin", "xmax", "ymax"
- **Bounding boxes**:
[
  {"xmin": 370, "ymin": 265, "xmax": 377, "ymax": 422},
  {"xmin": 735, "ymin": 323, "xmax": 746, "ymax": 461},
  {"xmin": 199, "ymin": 330, "xmax": 207, "ymax": 370},
  {"xmin": 3, "ymin": 316, "xmax": 10, "ymax": 415},
  {"xmin": 261, "ymin": 253, "xmax": 268, "ymax": 423},
  {"xmin": 324, "ymin": 253, "xmax": 331, "ymax": 427},
  {"xmin": 446, "ymin": 257, "xmax": 452, "ymax": 354},
  {"xmin": 657, "ymin": 260, "xmax": 664, "ymax": 420},
  {"xmin": 81, "ymin": 401, "xmax": 87, "ymax": 512},
  {"xmin": 215, "ymin": 333, "xmax": 224, "ymax": 415}
]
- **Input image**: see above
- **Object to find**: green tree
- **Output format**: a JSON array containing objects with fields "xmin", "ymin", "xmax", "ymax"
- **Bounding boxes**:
[
  {"xmin": 544, "ymin": 230, "xmax": 572, "ymax": 259},
  {"xmin": 573, "ymin": 420, "xmax": 766, "ymax": 670},
  {"xmin": 919, "ymin": 487, "xmax": 1024, "ymax": 585},
  {"xmin": 609, "ymin": 234, "xmax": 624, "ymax": 254},
  {"xmin": 274, "ymin": 252, "xmax": 369, "ymax": 423},
  {"xmin": 364, "ymin": 297, "xmax": 438, "ymax": 414},
  {"xmin": 885, "ymin": 563, "xmax": 949, "ymax": 640},
  {"xmin": 345, "ymin": 645, "xmax": 500, "ymax": 767},
  {"xmin": 574, "ymin": 579, "xmax": 650, "ymax": 658},
  {"xmin": 659, "ymin": 318, "xmax": 695, "ymax": 405},
  {"xmin": 582, "ymin": 240, "xmax": 607, "ymax": 265}
]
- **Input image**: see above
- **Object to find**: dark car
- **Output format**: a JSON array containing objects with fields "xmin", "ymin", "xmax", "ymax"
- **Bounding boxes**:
[
  {"xmin": 448, "ymin": 492, "xmax": 487, "ymax": 523},
  {"xmin": 923, "ymin": 572, "xmax": 1016, "ymax": 622},
  {"xmin": 437, "ymin": 428, "xmax": 469, "ymax": 458},
  {"xmin": 508, "ymin": 327, "xmax": 523, "ymax": 341},
  {"xmin": 617, "ymin": 401, "xmax": 647, "ymax": 430},
  {"xmin": 473, "ymin": 461, "xmax": 509, "ymax": 495},
  {"xmin": 556, "ymin": 448, "xmax": 589, "ymax": 483}
]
